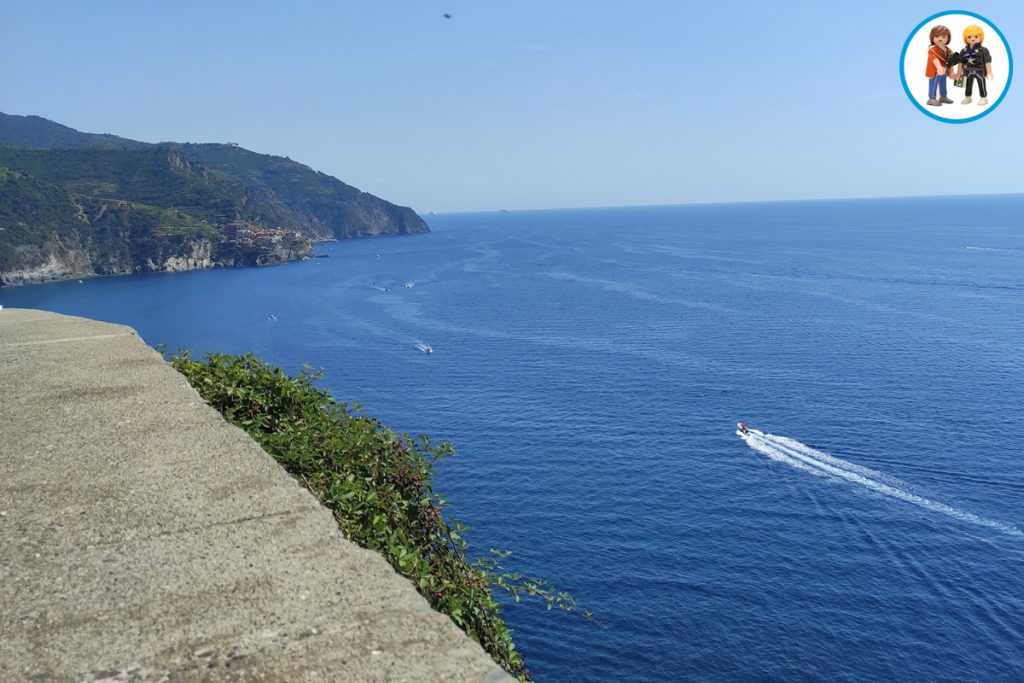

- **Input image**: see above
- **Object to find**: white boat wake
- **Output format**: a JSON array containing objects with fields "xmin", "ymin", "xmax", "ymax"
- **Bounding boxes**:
[{"xmin": 738, "ymin": 428, "xmax": 1023, "ymax": 538}]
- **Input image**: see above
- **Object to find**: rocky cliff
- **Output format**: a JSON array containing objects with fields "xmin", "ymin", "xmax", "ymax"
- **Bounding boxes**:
[{"xmin": 0, "ymin": 231, "xmax": 312, "ymax": 287}]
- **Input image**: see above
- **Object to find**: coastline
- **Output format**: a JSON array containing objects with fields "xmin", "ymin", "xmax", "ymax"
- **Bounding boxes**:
[
  {"xmin": 1, "ymin": 228, "xmax": 429, "ymax": 288},
  {"xmin": 0, "ymin": 241, "xmax": 313, "ymax": 287}
]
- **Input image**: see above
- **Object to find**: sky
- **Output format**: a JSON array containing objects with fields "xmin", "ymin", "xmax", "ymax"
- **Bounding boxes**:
[{"xmin": 1, "ymin": 0, "xmax": 1021, "ymax": 212}]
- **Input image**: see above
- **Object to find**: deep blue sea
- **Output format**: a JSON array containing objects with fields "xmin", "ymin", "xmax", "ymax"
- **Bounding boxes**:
[{"xmin": 4, "ymin": 196, "xmax": 1024, "ymax": 681}]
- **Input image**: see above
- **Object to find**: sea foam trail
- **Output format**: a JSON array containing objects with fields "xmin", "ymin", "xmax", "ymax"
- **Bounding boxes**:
[
  {"xmin": 771, "ymin": 434, "xmax": 902, "ymax": 486},
  {"xmin": 739, "ymin": 430, "xmax": 1023, "ymax": 538}
]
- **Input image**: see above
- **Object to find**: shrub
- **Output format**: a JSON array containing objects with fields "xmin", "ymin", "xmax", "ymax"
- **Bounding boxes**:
[{"xmin": 170, "ymin": 352, "xmax": 593, "ymax": 680}]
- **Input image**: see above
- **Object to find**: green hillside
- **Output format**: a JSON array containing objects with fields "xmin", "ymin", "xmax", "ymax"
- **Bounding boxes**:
[
  {"xmin": 0, "ymin": 146, "xmax": 293, "ymax": 228},
  {"xmin": 0, "ymin": 166, "xmax": 80, "ymax": 270},
  {"xmin": 0, "ymin": 113, "xmax": 430, "ymax": 284},
  {"xmin": 0, "ymin": 113, "xmax": 149, "ymax": 150},
  {"xmin": 179, "ymin": 143, "xmax": 427, "ymax": 239},
  {"xmin": 0, "ymin": 113, "xmax": 429, "ymax": 240}
]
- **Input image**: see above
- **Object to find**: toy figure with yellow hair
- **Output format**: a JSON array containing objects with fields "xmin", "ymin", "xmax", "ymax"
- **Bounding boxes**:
[{"xmin": 951, "ymin": 24, "xmax": 993, "ymax": 105}]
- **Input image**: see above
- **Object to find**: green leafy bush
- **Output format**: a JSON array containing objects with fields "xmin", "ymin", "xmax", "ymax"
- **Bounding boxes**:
[{"xmin": 170, "ymin": 352, "xmax": 593, "ymax": 680}]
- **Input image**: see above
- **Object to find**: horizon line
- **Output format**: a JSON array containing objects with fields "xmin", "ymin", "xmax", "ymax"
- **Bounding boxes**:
[{"xmin": 423, "ymin": 191, "xmax": 1024, "ymax": 216}]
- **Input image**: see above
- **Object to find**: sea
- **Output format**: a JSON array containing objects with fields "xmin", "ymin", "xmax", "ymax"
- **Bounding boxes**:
[{"xmin": 3, "ymin": 195, "xmax": 1023, "ymax": 682}]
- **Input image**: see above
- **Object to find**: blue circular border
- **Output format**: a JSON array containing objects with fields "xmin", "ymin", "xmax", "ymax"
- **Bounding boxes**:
[{"xmin": 899, "ymin": 10, "xmax": 1014, "ymax": 123}]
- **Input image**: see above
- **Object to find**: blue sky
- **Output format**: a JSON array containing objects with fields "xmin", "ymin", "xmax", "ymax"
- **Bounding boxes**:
[{"xmin": 1, "ymin": 0, "xmax": 1020, "ymax": 212}]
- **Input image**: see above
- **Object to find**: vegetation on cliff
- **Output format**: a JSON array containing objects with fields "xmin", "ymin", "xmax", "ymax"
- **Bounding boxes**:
[
  {"xmin": 0, "ymin": 166, "xmax": 80, "ymax": 270},
  {"xmin": 0, "ymin": 113, "xmax": 429, "ymax": 240},
  {"xmin": 170, "ymin": 351, "xmax": 593, "ymax": 681},
  {"xmin": 0, "ymin": 146, "xmax": 294, "ymax": 227},
  {"xmin": 0, "ymin": 150, "xmax": 310, "ymax": 283},
  {"xmin": 176, "ymin": 143, "xmax": 428, "ymax": 239}
]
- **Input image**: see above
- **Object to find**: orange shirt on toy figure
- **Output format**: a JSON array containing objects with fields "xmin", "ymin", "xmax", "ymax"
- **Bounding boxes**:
[{"xmin": 925, "ymin": 44, "xmax": 951, "ymax": 78}]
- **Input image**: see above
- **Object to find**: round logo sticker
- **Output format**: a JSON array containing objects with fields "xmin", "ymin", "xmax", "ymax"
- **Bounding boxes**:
[{"xmin": 900, "ymin": 11, "xmax": 1013, "ymax": 123}]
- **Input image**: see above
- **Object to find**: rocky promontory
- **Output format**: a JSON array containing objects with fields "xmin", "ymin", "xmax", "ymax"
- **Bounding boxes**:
[{"xmin": 0, "ymin": 113, "xmax": 428, "ymax": 286}]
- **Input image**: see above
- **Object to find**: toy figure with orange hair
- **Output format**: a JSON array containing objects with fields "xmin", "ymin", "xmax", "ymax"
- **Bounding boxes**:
[{"xmin": 952, "ymin": 24, "xmax": 993, "ymax": 105}]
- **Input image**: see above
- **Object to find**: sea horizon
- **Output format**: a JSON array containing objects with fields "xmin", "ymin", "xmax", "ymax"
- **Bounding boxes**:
[{"xmin": 425, "ymin": 190, "xmax": 1024, "ymax": 216}]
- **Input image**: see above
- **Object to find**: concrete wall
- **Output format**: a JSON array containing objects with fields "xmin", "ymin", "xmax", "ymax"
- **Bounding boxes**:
[{"xmin": 0, "ymin": 308, "xmax": 512, "ymax": 682}]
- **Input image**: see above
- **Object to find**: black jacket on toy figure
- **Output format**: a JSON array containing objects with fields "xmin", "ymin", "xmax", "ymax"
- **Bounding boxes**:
[{"xmin": 951, "ymin": 24, "xmax": 993, "ymax": 105}]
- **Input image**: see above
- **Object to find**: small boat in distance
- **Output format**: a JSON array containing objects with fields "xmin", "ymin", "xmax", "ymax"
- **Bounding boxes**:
[
  {"xmin": 737, "ymin": 422, "xmax": 750, "ymax": 436},
  {"xmin": 415, "ymin": 342, "xmax": 433, "ymax": 354}
]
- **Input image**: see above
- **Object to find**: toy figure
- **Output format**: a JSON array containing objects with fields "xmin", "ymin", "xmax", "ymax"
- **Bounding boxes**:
[
  {"xmin": 925, "ymin": 25, "xmax": 954, "ymax": 106},
  {"xmin": 955, "ymin": 24, "xmax": 993, "ymax": 105}
]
